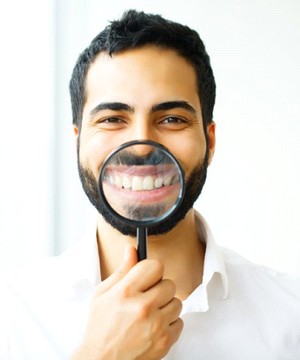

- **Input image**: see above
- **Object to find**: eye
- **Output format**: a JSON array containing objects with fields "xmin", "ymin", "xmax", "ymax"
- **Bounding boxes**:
[
  {"xmin": 100, "ymin": 117, "xmax": 125, "ymax": 124},
  {"xmin": 95, "ymin": 116, "xmax": 127, "ymax": 130},
  {"xmin": 159, "ymin": 116, "xmax": 188, "ymax": 130},
  {"xmin": 162, "ymin": 116, "xmax": 185, "ymax": 124}
]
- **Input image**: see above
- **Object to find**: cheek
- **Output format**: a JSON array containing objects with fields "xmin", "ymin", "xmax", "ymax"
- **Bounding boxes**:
[
  {"xmin": 168, "ymin": 136, "xmax": 206, "ymax": 175},
  {"xmin": 79, "ymin": 133, "xmax": 115, "ymax": 175}
]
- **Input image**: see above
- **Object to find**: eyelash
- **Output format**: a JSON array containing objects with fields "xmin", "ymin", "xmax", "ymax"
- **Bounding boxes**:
[
  {"xmin": 96, "ymin": 117, "xmax": 126, "ymax": 127},
  {"xmin": 101, "ymin": 117, "xmax": 124, "ymax": 123},
  {"xmin": 160, "ymin": 116, "xmax": 187, "ymax": 124}
]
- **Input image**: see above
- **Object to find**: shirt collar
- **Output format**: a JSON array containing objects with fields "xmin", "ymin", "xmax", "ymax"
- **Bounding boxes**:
[
  {"xmin": 60, "ymin": 211, "xmax": 228, "ymax": 308},
  {"xmin": 182, "ymin": 212, "xmax": 228, "ymax": 313}
]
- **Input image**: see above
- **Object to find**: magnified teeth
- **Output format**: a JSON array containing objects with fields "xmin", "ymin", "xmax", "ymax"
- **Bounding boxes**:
[
  {"xmin": 143, "ymin": 176, "xmax": 154, "ymax": 190},
  {"xmin": 122, "ymin": 176, "xmax": 131, "ymax": 189},
  {"xmin": 115, "ymin": 175, "xmax": 122, "ymax": 188},
  {"xmin": 154, "ymin": 177, "xmax": 163, "ymax": 188},
  {"xmin": 171, "ymin": 175, "xmax": 179, "ymax": 185},
  {"xmin": 163, "ymin": 176, "xmax": 172, "ymax": 186},
  {"xmin": 132, "ymin": 176, "xmax": 143, "ymax": 191},
  {"xmin": 109, "ymin": 176, "xmax": 115, "ymax": 185},
  {"xmin": 107, "ymin": 173, "xmax": 179, "ymax": 190}
]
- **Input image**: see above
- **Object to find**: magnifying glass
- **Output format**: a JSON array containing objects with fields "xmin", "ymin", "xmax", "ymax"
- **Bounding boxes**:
[{"xmin": 98, "ymin": 140, "xmax": 185, "ymax": 261}]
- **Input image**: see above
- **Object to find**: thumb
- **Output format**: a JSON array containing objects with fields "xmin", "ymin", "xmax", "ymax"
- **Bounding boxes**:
[
  {"xmin": 97, "ymin": 245, "xmax": 138, "ymax": 294},
  {"xmin": 119, "ymin": 244, "xmax": 139, "ymax": 273}
]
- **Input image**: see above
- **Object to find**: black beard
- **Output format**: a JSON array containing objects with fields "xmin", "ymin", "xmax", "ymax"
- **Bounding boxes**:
[{"xmin": 77, "ymin": 146, "xmax": 209, "ymax": 237}]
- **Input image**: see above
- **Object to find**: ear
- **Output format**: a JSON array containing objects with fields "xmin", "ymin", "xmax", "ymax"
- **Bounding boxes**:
[
  {"xmin": 73, "ymin": 125, "xmax": 79, "ymax": 139},
  {"xmin": 73, "ymin": 125, "xmax": 80, "ymax": 153},
  {"xmin": 206, "ymin": 121, "xmax": 216, "ymax": 165}
]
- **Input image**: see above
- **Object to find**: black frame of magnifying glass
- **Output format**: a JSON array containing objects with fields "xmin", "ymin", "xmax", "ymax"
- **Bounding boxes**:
[
  {"xmin": 98, "ymin": 140, "xmax": 185, "ymax": 229},
  {"xmin": 98, "ymin": 140, "xmax": 185, "ymax": 261}
]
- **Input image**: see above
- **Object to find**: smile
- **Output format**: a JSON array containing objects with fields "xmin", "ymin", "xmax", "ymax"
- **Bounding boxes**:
[{"xmin": 105, "ymin": 173, "xmax": 179, "ymax": 191}]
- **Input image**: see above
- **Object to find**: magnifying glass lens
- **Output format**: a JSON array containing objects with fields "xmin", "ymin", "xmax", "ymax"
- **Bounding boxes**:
[{"xmin": 101, "ymin": 143, "xmax": 182, "ymax": 223}]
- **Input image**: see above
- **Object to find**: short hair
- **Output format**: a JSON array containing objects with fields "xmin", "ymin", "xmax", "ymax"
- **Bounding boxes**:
[{"xmin": 70, "ymin": 10, "xmax": 216, "ymax": 131}]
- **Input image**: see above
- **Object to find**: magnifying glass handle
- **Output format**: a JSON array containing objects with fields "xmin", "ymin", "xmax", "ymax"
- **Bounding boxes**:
[{"xmin": 137, "ymin": 227, "xmax": 147, "ymax": 261}]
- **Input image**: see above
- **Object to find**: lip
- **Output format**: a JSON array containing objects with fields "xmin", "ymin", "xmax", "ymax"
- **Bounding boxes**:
[{"xmin": 104, "ymin": 164, "xmax": 176, "ymax": 176}]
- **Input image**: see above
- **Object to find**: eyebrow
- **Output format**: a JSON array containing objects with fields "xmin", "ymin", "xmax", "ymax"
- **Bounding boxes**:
[
  {"xmin": 151, "ymin": 101, "xmax": 197, "ymax": 115},
  {"xmin": 89, "ymin": 100, "xmax": 197, "ymax": 118},
  {"xmin": 90, "ymin": 102, "xmax": 134, "ymax": 117}
]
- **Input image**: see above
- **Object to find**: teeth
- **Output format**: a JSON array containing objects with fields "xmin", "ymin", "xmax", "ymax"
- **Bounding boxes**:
[
  {"xmin": 171, "ymin": 175, "xmax": 180, "ymax": 185},
  {"xmin": 154, "ymin": 177, "xmax": 163, "ymax": 188},
  {"xmin": 163, "ymin": 176, "xmax": 172, "ymax": 186},
  {"xmin": 109, "ymin": 176, "xmax": 115, "ymax": 185},
  {"xmin": 115, "ymin": 175, "xmax": 122, "ymax": 188},
  {"xmin": 132, "ymin": 176, "xmax": 143, "ymax": 191},
  {"xmin": 108, "ymin": 174, "xmax": 178, "ymax": 191},
  {"xmin": 143, "ymin": 176, "xmax": 154, "ymax": 190},
  {"xmin": 122, "ymin": 176, "xmax": 131, "ymax": 189}
]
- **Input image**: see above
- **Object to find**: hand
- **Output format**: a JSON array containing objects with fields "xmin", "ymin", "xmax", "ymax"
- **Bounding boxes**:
[{"xmin": 71, "ymin": 245, "xmax": 183, "ymax": 360}]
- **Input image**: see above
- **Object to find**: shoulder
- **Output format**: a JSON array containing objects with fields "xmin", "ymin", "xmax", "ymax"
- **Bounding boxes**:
[
  {"xmin": 221, "ymin": 246, "xmax": 300, "ymax": 303},
  {"xmin": 217, "ymin": 247, "xmax": 300, "ymax": 353}
]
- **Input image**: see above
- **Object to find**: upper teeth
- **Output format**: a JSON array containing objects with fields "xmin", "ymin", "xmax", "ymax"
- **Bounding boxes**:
[{"xmin": 107, "ymin": 174, "xmax": 178, "ymax": 191}]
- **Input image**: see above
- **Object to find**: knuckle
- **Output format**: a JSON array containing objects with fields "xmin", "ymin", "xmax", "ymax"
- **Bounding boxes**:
[
  {"xmin": 178, "ymin": 318, "xmax": 184, "ymax": 332},
  {"xmin": 172, "ymin": 318, "xmax": 184, "ymax": 341},
  {"xmin": 174, "ymin": 297, "xmax": 183, "ymax": 312},
  {"xmin": 164, "ymin": 279, "xmax": 176, "ymax": 296},
  {"xmin": 158, "ymin": 331, "xmax": 172, "ymax": 351},
  {"xmin": 151, "ymin": 317, "xmax": 163, "ymax": 335},
  {"xmin": 118, "ymin": 283, "xmax": 132, "ymax": 299},
  {"xmin": 136, "ymin": 302, "xmax": 152, "ymax": 320}
]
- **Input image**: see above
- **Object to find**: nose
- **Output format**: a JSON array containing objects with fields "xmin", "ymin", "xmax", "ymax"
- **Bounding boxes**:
[
  {"xmin": 133, "ymin": 119, "xmax": 155, "ymax": 140},
  {"xmin": 129, "ymin": 118, "xmax": 158, "ymax": 156},
  {"xmin": 131, "ymin": 142, "xmax": 155, "ymax": 157}
]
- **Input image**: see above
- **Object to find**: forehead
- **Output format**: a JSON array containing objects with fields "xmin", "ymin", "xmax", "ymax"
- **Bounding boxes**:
[{"xmin": 84, "ymin": 45, "xmax": 200, "ymax": 109}]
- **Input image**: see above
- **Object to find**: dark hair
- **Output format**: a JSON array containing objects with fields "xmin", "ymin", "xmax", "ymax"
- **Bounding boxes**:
[{"xmin": 70, "ymin": 10, "xmax": 216, "ymax": 130}]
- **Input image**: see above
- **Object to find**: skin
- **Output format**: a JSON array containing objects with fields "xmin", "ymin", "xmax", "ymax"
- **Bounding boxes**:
[{"xmin": 72, "ymin": 45, "xmax": 216, "ymax": 360}]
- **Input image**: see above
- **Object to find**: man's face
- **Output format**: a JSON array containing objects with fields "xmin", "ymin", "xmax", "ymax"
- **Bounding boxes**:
[{"xmin": 75, "ymin": 45, "xmax": 215, "ymax": 236}]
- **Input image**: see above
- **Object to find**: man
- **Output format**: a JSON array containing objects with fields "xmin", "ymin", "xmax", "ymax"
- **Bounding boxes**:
[{"xmin": 2, "ymin": 10, "xmax": 300, "ymax": 360}]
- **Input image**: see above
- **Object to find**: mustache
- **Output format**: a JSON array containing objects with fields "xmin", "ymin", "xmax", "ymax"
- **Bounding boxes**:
[{"xmin": 106, "ymin": 149, "xmax": 174, "ymax": 166}]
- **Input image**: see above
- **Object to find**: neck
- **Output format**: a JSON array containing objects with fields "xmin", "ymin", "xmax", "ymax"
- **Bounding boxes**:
[{"xmin": 96, "ymin": 209, "xmax": 205, "ymax": 300}]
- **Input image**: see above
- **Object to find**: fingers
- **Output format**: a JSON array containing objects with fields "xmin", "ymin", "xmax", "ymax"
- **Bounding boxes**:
[
  {"xmin": 144, "ymin": 279, "xmax": 176, "ymax": 308},
  {"xmin": 83, "ymin": 248, "xmax": 183, "ymax": 360},
  {"xmin": 96, "ymin": 245, "xmax": 138, "ymax": 294},
  {"xmin": 119, "ymin": 244, "xmax": 138, "ymax": 273},
  {"xmin": 161, "ymin": 296, "xmax": 182, "ymax": 325},
  {"xmin": 147, "ymin": 300, "xmax": 183, "ymax": 359},
  {"xmin": 119, "ymin": 259, "xmax": 164, "ymax": 293},
  {"xmin": 168, "ymin": 317, "xmax": 184, "ymax": 344},
  {"xmin": 157, "ymin": 303, "xmax": 184, "ymax": 356}
]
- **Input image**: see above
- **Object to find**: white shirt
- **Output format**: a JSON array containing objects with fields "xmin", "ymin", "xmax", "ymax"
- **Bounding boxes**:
[{"xmin": 1, "ymin": 213, "xmax": 300, "ymax": 360}]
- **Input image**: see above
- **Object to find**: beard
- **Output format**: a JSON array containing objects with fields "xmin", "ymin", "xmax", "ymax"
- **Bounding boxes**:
[{"xmin": 77, "ymin": 145, "xmax": 209, "ymax": 237}]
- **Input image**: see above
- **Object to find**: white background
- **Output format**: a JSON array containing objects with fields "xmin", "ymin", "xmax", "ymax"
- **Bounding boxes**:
[{"xmin": 0, "ymin": 0, "xmax": 299, "ymax": 276}]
